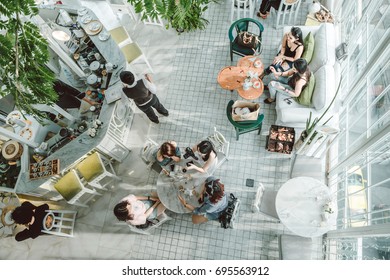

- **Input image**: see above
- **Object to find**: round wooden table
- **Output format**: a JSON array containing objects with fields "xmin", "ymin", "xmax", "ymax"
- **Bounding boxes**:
[
  {"xmin": 217, "ymin": 56, "xmax": 264, "ymax": 100},
  {"xmin": 237, "ymin": 55, "xmax": 264, "ymax": 73}
]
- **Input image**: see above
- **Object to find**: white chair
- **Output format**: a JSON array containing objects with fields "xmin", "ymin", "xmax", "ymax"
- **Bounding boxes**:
[
  {"xmin": 230, "ymin": 0, "xmax": 256, "ymax": 23},
  {"xmin": 127, "ymin": 212, "xmax": 172, "ymax": 235},
  {"xmin": 278, "ymin": 234, "xmax": 313, "ymax": 259},
  {"xmin": 206, "ymin": 127, "xmax": 230, "ymax": 169},
  {"xmin": 273, "ymin": 0, "xmax": 302, "ymax": 29},
  {"xmin": 142, "ymin": 14, "xmax": 164, "ymax": 27},
  {"xmin": 41, "ymin": 209, "xmax": 77, "ymax": 237},
  {"xmin": 120, "ymin": 42, "xmax": 154, "ymax": 74},
  {"xmin": 108, "ymin": 25, "xmax": 132, "ymax": 47},
  {"xmin": 140, "ymin": 138, "xmax": 163, "ymax": 173},
  {"xmin": 108, "ymin": 0, "xmax": 138, "ymax": 23},
  {"xmin": 252, "ymin": 183, "xmax": 280, "ymax": 221},
  {"xmin": 53, "ymin": 169, "xmax": 102, "ymax": 207},
  {"xmin": 75, "ymin": 152, "xmax": 121, "ymax": 191}
]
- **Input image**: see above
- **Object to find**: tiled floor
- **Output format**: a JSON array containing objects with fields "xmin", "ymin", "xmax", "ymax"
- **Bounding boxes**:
[{"xmin": 0, "ymin": 1, "xmax": 323, "ymax": 260}]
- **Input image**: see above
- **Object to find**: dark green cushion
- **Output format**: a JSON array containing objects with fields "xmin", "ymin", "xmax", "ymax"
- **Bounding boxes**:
[
  {"xmin": 295, "ymin": 73, "xmax": 315, "ymax": 106},
  {"xmin": 302, "ymin": 32, "xmax": 315, "ymax": 63}
]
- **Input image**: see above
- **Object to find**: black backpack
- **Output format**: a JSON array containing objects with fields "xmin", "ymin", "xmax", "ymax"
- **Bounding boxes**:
[{"xmin": 219, "ymin": 193, "xmax": 240, "ymax": 229}]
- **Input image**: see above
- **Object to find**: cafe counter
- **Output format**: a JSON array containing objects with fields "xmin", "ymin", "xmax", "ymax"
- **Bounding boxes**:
[{"xmin": 15, "ymin": 88, "xmax": 135, "ymax": 198}]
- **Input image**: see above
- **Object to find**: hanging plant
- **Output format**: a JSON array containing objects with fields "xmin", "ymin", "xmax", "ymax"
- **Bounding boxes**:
[
  {"xmin": 127, "ymin": 0, "xmax": 219, "ymax": 33},
  {"xmin": 0, "ymin": 0, "xmax": 57, "ymax": 119}
]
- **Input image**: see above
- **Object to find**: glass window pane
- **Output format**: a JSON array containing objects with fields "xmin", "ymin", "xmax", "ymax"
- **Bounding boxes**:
[
  {"xmin": 368, "ymin": 4, "xmax": 390, "ymax": 54},
  {"xmin": 348, "ymin": 91, "xmax": 368, "ymax": 149},
  {"xmin": 369, "ymin": 64, "xmax": 390, "ymax": 134}
]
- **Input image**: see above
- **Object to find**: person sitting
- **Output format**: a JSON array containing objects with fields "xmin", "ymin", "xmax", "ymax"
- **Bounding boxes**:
[
  {"xmin": 154, "ymin": 141, "xmax": 181, "ymax": 174},
  {"xmin": 257, "ymin": 0, "xmax": 281, "ymax": 19},
  {"xmin": 263, "ymin": 26, "xmax": 304, "ymax": 76},
  {"xmin": 11, "ymin": 201, "xmax": 51, "ymax": 242},
  {"xmin": 113, "ymin": 194, "xmax": 166, "ymax": 226},
  {"xmin": 178, "ymin": 176, "xmax": 228, "ymax": 224},
  {"xmin": 184, "ymin": 140, "xmax": 218, "ymax": 176},
  {"xmin": 265, "ymin": 58, "xmax": 311, "ymax": 104}
]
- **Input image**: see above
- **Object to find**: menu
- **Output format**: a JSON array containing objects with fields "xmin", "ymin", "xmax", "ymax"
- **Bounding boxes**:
[{"xmin": 29, "ymin": 159, "xmax": 60, "ymax": 180}]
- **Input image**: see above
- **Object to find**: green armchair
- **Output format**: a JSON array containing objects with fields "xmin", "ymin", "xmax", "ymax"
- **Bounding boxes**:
[
  {"xmin": 226, "ymin": 100, "xmax": 264, "ymax": 140},
  {"xmin": 229, "ymin": 18, "xmax": 264, "ymax": 61}
]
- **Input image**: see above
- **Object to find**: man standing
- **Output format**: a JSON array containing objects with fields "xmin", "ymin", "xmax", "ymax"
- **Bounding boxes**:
[{"xmin": 120, "ymin": 71, "xmax": 169, "ymax": 124}]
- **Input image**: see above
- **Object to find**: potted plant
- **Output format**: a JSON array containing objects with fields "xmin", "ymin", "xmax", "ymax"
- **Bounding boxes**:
[
  {"xmin": 127, "ymin": 0, "xmax": 219, "ymax": 33},
  {"xmin": 0, "ymin": 0, "xmax": 58, "ymax": 119},
  {"xmin": 295, "ymin": 76, "xmax": 343, "ymax": 149}
]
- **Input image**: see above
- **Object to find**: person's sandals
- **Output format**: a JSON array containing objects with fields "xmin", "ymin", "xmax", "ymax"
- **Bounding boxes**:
[
  {"xmin": 264, "ymin": 98, "xmax": 275, "ymax": 104},
  {"xmin": 257, "ymin": 12, "xmax": 267, "ymax": 19}
]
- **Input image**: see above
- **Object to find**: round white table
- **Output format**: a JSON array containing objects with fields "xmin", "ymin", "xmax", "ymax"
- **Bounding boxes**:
[
  {"xmin": 156, "ymin": 159, "xmax": 206, "ymax": 213},
  {"xmin": 275, "ymin": 176, "xmax": 336, "ymax": 238}
]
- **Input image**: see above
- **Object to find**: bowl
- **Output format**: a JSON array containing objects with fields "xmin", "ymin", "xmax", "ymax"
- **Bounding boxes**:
[
  {"xmin": 253, "ymin": 81, "xmax": 261, "ymax": 89},
  {"xmin": 254, "ymin": 60, "xmax": 262, "ymax": 68}
]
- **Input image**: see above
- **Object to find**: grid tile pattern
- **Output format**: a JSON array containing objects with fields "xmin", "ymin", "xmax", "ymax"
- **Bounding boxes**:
[{"xmin": 0, "ymin": 1, "xmax": 323, "ymax": 260}]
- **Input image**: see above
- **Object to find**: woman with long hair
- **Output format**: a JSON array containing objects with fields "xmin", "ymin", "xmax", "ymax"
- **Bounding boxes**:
[
  {"xmin": 178, "ymin": 176, "xmax": 228, "ymax": 224},
  {"xmin": 113, "ymin": 194, "xmax": 166, "ymax": 226},
  {"xmin": 185, "ymin": 140, "xmax": 218, "ymax": 176},
  {"xmin": 265, "ymin": 58, "xmax": 311, "ymax": 104},
  {"xmin": 264, "ymin": 26, "xmax": 304, "ymax": 76},
  {"xmin": 154, "ymin": 141, "xmax": 181, "ymax": 174}
]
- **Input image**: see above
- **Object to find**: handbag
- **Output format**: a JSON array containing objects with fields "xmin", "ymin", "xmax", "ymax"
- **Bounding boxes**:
[
  {"xmin": 236, "ymin": 31, "xmax": 260, "ymax": 49},
  {"xmin": 232, "ymin": 100, "xmax": 260, "ymax": 121},
  {"xmin": 219, "ymin": 193, "xmax": 240, "ymax": 229}
]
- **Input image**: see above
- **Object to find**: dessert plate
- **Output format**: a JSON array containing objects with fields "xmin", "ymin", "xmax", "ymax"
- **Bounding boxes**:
[
  {"xmin": 81, "ymin": 15, "xmax": 92, "ymax": 24},
  {"xmin": 78, "ymin": 7, "xmax": 88, "ymax": 16},
  {"xmin": 99, "ymin": 32, "xmax": 110, "ymax": 41}
]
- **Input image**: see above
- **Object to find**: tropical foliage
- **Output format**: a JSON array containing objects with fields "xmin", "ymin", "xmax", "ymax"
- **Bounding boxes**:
[
  {"xmin": 127, "ymin": 0, "xmax": 218, "ymax": 32},
  {"xmin": 0, "ymin": 0, "xmax": 57, "ymax": 119}
]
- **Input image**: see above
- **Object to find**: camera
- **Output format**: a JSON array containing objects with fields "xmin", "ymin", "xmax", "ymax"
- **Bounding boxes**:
[{"xmin": 183, "ymin": 147, "xmax": 198, "ymax": 160}]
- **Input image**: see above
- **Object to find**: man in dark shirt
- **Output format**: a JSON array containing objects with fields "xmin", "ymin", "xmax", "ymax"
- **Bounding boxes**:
[{"xmin": 120, "ymin": 71, "xmax": 169, "ymax": 124}]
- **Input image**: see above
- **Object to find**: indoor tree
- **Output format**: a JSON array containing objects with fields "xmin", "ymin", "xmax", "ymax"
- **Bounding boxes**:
[
  {"xmin": 128, "ymin": 0, "xmax": 219, "ymax": 32},
  {"xmin": 0, "ymin": 0, "xmax": 57, "ymax": 119}
]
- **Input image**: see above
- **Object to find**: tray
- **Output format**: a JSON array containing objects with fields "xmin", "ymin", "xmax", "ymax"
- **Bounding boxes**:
[{"xmin": 266, "ymin": 125, "xmax": 295, "ymax": 154}]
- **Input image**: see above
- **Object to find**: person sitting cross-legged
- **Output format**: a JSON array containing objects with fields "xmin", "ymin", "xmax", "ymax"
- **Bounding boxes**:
[
  {"xmin": 178, "ymin": 176, "xmax": 228, "ymax": 224},
  {"xmin": 264, "ymin": 58, "xmax": 311, "ymax": 104}
]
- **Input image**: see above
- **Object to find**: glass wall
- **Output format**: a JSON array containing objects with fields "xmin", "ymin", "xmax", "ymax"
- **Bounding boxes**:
[{"xmin": 326, "ymin": 0, "xmax": 390, "ymax": 260}]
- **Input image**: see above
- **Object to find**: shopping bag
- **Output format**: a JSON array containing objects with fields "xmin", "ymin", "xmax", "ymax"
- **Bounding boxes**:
[{"xmin": 231, "ymin": 100, "xmax": 260, "ymax": 121}]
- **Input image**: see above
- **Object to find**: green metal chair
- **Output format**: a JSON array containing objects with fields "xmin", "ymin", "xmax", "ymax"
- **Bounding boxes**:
[
  {"xmin": 226, "ymin": 100, "xmax": 264, "ymax": 140},
  {"xmin": 228, "ymin": 18, "xmax": 264, "ymax": 61}
]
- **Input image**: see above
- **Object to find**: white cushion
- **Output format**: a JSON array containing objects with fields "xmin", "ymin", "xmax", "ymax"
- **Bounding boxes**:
[
  {"xmin": 279, "ymin": 235, "xmax": 313, "ymax": 260},
  {"xmin": 310, "ymin": 23, "xmax": 336, "ymax": 72},
  {"xmin": 312, "ymin": 64, "xmax": 335, "ymax": 110}
]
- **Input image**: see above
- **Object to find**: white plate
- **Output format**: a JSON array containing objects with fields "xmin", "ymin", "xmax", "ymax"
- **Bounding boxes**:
[
  {"xmin": 253, "ymin": 81, "xmax": 261, "ymax": 89},
  {"xmin": 78, "ymin": 7, "xmax": 88, "ymax": 16},
  {"xmin": 4, "ymin": 211, "xmax": 14, "ymax": 226},
  {"xmin": 89, "ymin": 22, "xmax": 102, "ymax": 32},
  {"xmin": 254, "ymin": 60, "xmax": 262, "ymax": 68},
  {"xmin": 81, "ymin": 15, "xmax": 92, "ymax": 24},
  {"xmin": 99, "ymin": 32, "xmax": 110, "ymax": 41}
]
